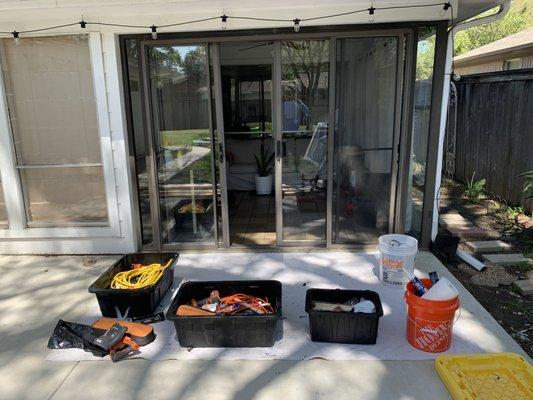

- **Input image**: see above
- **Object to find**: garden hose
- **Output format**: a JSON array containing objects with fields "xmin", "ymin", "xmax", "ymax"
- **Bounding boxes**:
[{"xmin": 111, "ymin": 259, "xmax": 172, "ymax": 290}]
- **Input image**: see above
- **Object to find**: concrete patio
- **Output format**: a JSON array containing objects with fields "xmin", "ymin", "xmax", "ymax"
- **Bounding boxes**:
[{"xmin": 0, "ymin": 251, "xmax": 529, "ymax": 400}]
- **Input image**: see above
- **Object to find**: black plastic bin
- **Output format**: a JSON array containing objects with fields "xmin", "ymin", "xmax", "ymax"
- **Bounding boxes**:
[
  {"xmin": 305, "ymin": 289, "xmax": 383, "ymax": 344},
  {"xmin": 166, "ymin": 280, "xmax": 282, "ymax": 348},
  {"xmin": 88, "ymin": 252, "xmax": 178, "ymax": 318}
]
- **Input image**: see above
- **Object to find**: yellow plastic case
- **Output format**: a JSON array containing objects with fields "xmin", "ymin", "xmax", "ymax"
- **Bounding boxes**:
[{"xmin": 435, "ymin": 353, "xmax": 533, "ymax": 400}]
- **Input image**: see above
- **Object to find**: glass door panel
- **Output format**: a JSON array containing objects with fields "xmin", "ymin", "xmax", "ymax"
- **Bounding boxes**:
[
  {"xmin": 280, "ymin": 40, "xmax": 330, "ymax": 242},
  {"xmin": 333, "ymin": 37, "xmax": 399, "ymax": 244},
  {"xmin": 147, "ymin": 45, "xmax": 215, "ymax": 244},
  {"xmin": 219, "ymin": 41, "xmax": 275, "ymax": 246}
]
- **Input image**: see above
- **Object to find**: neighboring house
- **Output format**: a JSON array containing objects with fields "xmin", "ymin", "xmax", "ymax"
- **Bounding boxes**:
[
  {"xmin": 454, "ymin": 27, "xmax": 533, "ymax": 75},
  {"xmin": 0, "ymin": 0, "xmax": 510, "ymax": 254}
]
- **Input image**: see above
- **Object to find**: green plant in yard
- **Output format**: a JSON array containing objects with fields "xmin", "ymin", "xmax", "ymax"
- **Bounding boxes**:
[
  {"xmin": 519, "ymin": 170, "xmax": 533, "ymax": 200},
  {"xmin": 514, "ymin": 261, "xmax": 533, "ymax": 273},
  {"xmin": 464, "ymin": 173, "xmax": 486, "ymax": 203},
  {"xmin": 254, "ymin": 138, "xmax": 274, "ymax": 177},
  {"xmin": 505, "ymin": 205, "xmax": 525, "ymax": 220}
]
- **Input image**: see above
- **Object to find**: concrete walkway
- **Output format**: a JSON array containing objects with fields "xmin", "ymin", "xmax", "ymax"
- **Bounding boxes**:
[{"xmin": 0, "ymin": 252, "xmax": 528, "ymax": 400}]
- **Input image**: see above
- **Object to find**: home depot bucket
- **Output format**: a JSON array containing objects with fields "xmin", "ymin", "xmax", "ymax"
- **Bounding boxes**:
[
  {"xmin": 378, "ymin": 234, "xmax": 418, "ymax": 288},
  {"xmin": 405, "ymin": 279, "xmax": 460, "ymax": 353}
]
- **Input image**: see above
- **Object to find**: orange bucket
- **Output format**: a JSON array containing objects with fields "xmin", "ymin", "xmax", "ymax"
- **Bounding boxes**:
[{"xmin": 405, "ymin": 278, "xmax": 460, "ymax": 353}]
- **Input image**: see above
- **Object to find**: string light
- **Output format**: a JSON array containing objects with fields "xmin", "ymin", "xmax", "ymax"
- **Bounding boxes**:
[
  {"xmin": 293, "ymin": 18, "xmax": 301, "ymax": 32},
  {"xmin": 221, "ymin": 14, "xmax": 228, "ymax": 30},
  {"xmin": 368, "ymin": 7, "xmax": 375, "ymax": 22},
  {"xmin": 0, "ymin": 2, "xmax": 454, "ymax": 37},
  {"xmin": 12, "ymin": 30, "xmax": 20, "ymax": 44},
  {"xmin": 441, "ymin": 2, "xmax": 451, "ymax": 16}
]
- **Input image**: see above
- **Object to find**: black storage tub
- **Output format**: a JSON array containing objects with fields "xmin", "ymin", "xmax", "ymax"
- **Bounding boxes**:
[
  {"xmin": 166, "ymin": 280, "xmax": 282, "ymax": 348},
  {"xmin": 305, "ymin": 288, "xmax": 383, "ymax": 344},
  {"xmin": 88, "ymin": 252, "xmax": 178, "ymax": 318}
]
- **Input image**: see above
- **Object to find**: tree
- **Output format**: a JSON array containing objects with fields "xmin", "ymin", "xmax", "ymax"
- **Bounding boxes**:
[
  {"xmin": 454, "ymin": 0, "xmax": 533, "ymax": 56},
  {"xmin": 416, "ymin": 33, "xmax": 436, "ymax": 80},
  {"xmin": 150, "ymin": 47, "xmax": 182, "ymax": 71},
  {"xmin": 281, "ymin": 41, "xmax": 329, "ymax": 109},
  {"xmin": 182, "ymin": 47, "xmax": 206, "ymax": 82}
]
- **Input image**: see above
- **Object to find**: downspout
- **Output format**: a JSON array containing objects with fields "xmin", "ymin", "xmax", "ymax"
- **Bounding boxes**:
[{"xmin": 431, "ymin": 0, "xmax": 511, "ymax": 241}]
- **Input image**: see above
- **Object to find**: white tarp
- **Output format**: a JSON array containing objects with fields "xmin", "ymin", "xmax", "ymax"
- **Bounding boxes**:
[{"xmin": 47, "ymin": 251, "xmax": 515, "ymax": 362}]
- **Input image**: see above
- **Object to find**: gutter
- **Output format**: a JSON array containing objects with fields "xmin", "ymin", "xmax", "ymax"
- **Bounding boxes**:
[{"xmin": 431, "ymin": 0, "xmax": 511, "ymax": 242}]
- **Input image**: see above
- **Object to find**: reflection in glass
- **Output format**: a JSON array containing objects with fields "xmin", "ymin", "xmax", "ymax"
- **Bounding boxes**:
[
  {"xmin": 124, "ymin": 39, "xmax": 153, "ymax": 245},
  {"xmin": 406, "ymin": 28, "xmax": 436, "ymax": 238},
  {"xmin": 148, "ymin": 45, "xmax": 215, "ymax": 243},
  {"xmin": 281, "ymin": 40, "xmax": 329, "ymax": 241},
  {"xmin": 333, "ymin": 37, "xmax": 398, "ymax": 243}
]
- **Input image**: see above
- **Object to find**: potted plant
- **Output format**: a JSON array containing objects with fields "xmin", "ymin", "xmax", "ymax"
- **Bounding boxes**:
[{"xmin": 254, "ymin": 137, "xmax": 275, "ymax": 195}]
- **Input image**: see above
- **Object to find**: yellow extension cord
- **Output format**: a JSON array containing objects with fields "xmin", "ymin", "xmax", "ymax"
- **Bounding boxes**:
[{"xmin": 111, "ymin": 259, "xmax": 172, "ymax": 289}]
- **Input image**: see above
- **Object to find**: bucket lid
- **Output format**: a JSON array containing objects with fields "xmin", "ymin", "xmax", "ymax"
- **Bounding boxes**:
[{"xmin": 379, "ymin": 234, "xmax": 418, "ymax": 255}]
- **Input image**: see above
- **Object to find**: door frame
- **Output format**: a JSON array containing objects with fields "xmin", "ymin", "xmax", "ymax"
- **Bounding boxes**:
[{"xmin": 129, "ymin": 26, "xmax": 420, "ymax": 251}]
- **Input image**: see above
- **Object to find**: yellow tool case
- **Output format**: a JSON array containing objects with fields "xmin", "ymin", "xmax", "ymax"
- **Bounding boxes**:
[{"xmin": 435, "ymin": 353, "xmax": 533, "ymax": 400}]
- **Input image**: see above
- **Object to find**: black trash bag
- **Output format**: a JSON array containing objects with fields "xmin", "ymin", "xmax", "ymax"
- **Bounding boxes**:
[{"xmin": 47, "ymin": 319, "xmax": 108, "ymax": 357}]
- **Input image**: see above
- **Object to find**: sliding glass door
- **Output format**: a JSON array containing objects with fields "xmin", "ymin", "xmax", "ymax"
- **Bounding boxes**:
[
  {"xmin": 278, "ymin": 40, "xmax": 330, "ymax": 243},
  {"xmin": 136, "ymin": 32, "xmax": 408, "ymax": 250},
  {"xmin": 332, "ymin": 36, "xmax": 401, "ymax": 244},
  {"xmin": 144, "ymin": 44, "xmax": 216, "ymax": 245}
]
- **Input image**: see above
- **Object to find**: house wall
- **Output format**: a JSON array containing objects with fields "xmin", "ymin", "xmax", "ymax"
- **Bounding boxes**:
[
  {"xmin": 454, "ymin": 60, "xmax": 504, "ymax": 75},
  {"xmin": 454, "ymin": 55, "xmax": 533, "ymax": 75}
]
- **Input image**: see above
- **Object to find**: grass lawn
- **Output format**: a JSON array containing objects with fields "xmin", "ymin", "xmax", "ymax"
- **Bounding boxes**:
[
  {"xmin": 161, "ymin": 129, "xmax": 210, "ymax": 147},
  {"xmin": 172, "ymin": 155, "xmax": 213, "ymax": 184}
]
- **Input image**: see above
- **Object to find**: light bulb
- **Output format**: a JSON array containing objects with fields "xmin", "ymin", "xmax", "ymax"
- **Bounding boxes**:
[
  {"xmin": 293, "ymin": 18, "xmax": 300, "ymax": 33},
  {"xmin": 150, "ymin": 25, "xmax": 158, "ymax": 40},
  {"xmin": 221, "ymin": 15, "xmax": 228, "ymax": 30}
]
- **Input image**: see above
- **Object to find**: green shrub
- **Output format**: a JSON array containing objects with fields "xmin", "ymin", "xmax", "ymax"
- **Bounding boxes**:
[{"xmin": 464, "ymin": 173, "xmax": 486, "ymax": 203}]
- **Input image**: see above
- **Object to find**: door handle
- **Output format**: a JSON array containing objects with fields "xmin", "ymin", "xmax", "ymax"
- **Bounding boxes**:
[
  {"xmin": 277, "ymin": 141, "xmax": 287, "ymax": 158},
  {"xmin": 219, "ymin": 143, "xmax": 224, "ymax": 163}
]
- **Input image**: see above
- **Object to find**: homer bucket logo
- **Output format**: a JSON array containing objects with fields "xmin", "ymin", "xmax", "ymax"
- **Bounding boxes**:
[
  {"xmin": 381, "ymin": 257, "xmax": 404, "ymax": 270},
  {"xmin": 414, "ymin": 317, "xmax": 452, "ymax": 352}
]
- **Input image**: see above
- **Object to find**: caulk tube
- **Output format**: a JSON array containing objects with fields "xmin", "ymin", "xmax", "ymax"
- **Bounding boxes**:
[{"xmin": 403, "ymin": 268, "xmax": 427, "ymax": 296}]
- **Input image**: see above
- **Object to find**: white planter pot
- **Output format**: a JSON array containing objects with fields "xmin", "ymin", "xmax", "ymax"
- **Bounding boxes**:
[{"xmin": 255, "ymin": 175, "xmax": 273, "ymax": 195}]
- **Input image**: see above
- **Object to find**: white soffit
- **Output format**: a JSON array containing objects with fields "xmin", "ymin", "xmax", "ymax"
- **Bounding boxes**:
[{"xmin": 0, "ymin": 0, "xmax": 504, "ymax": 35}]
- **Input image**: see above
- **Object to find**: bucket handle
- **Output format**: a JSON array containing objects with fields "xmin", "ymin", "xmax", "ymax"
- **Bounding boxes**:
[{"xmin": 406, "ymin": 306, "xmax": 461, "ymax": 335}]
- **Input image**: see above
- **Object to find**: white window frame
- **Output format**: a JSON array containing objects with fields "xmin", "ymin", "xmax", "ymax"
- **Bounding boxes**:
[{"xmin": 0, "ymin": 33, "xmax": 121, "ymax": 239}]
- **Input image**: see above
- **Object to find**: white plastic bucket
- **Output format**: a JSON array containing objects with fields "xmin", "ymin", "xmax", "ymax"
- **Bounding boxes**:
[{"xmin": 378, "ymin": 234, "xmax": 418, "ymax": 288}]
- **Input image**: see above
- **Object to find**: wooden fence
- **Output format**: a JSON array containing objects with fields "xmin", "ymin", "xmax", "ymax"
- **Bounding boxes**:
[{"xmin": 452, "ymin": 69, "xmax": 533, "ymax": 211}]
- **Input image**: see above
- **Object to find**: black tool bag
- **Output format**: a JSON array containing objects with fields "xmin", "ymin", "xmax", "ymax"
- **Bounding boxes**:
[{"xmin": 47, "ymin": 319, "xmax": 108, "ymax": 357}]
